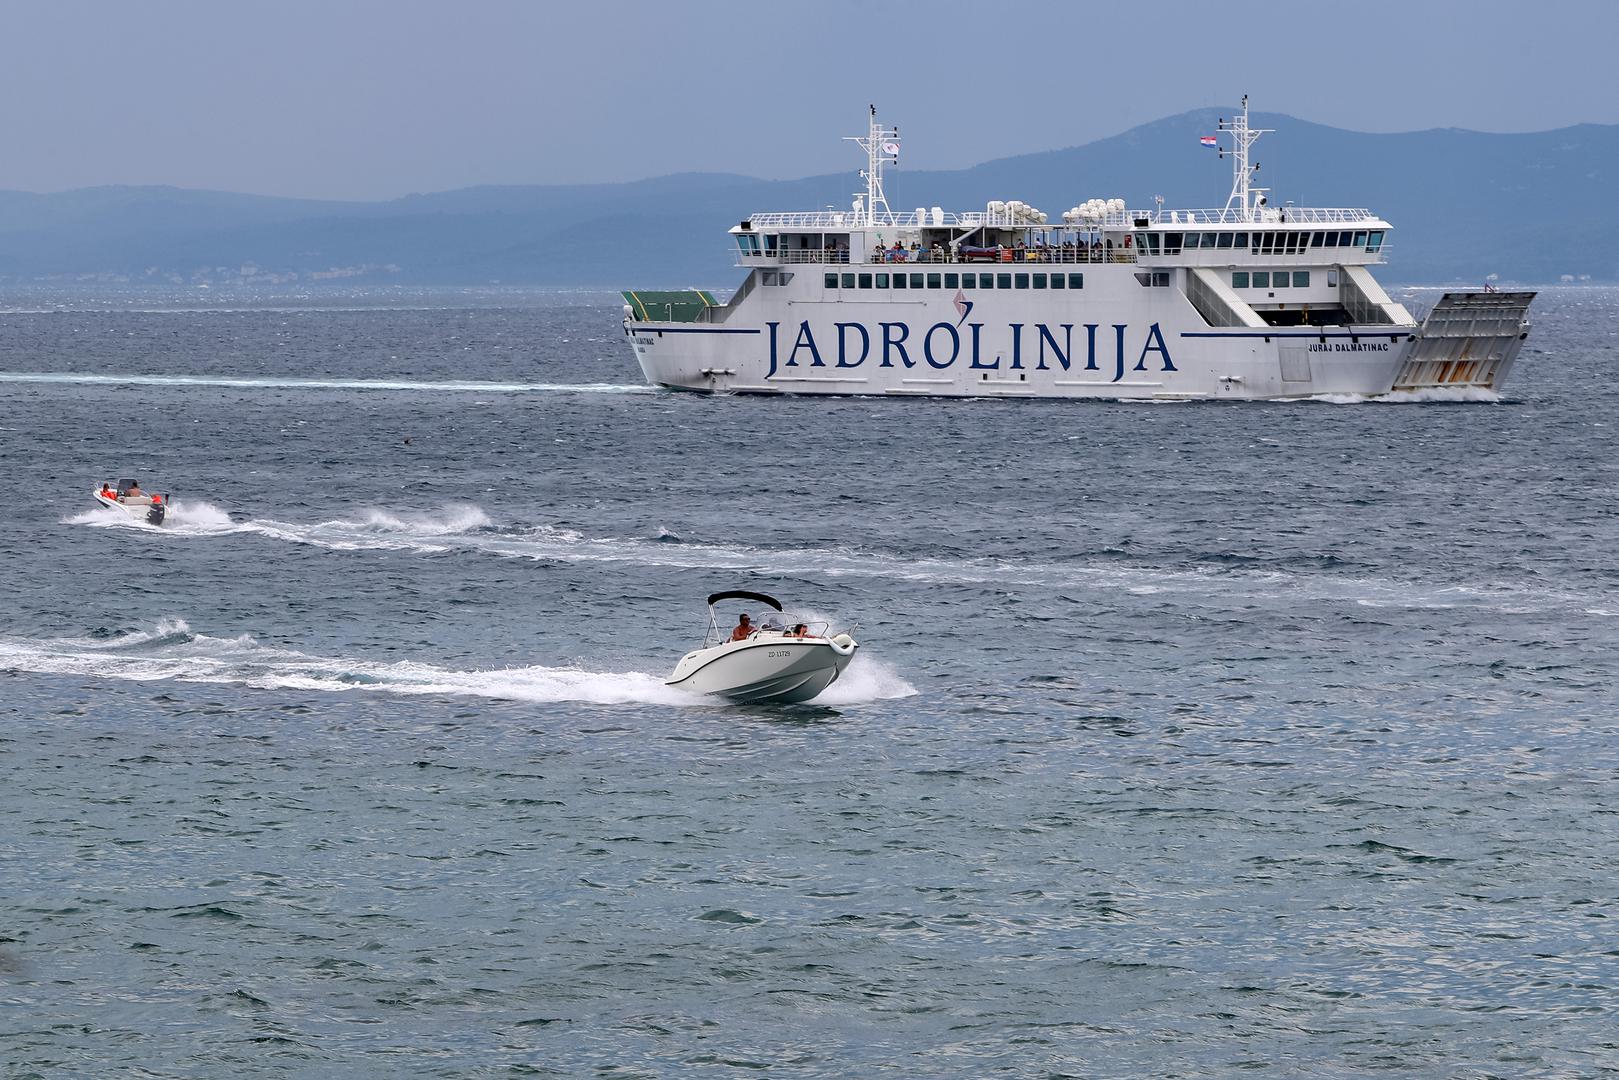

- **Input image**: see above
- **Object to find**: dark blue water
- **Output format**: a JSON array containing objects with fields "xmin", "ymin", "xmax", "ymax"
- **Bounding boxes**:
[{"xmin": 2, "ymin": 285, "xmax": 1617, "ymax": 1077}]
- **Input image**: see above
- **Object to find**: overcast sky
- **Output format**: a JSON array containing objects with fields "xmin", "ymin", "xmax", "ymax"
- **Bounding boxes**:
[{"xmin": 2, "ymin": 0, "xmax": 1615, "ymax": 200}]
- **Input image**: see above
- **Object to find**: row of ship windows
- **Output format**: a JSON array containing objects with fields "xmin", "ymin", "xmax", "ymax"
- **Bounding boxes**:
[
  {"xmin": 1233, "ymin": 270, "xmax": 1311, "ymax": 289},
  {"xmin": 824, "ymin": 271, "xmax": 1086, "ymax": 291},
  {"xmin": 1141, "ymin": 230, "xmax": 1384, "ymax": 256}
]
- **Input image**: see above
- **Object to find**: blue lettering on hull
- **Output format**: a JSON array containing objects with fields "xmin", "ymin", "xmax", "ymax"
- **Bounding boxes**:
[{"xmin": 767, "ymin": 321, "xmax": 1173, "ymax": 381}]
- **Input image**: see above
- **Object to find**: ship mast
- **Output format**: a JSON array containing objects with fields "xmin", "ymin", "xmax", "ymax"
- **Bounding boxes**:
[
  {"xmin": 846, "ymin": 105, "xmax": 899, "ymax": 227},
  {"xmin": 1217, "ymin": 95, "xmax": 1272, "ymax": 222}
]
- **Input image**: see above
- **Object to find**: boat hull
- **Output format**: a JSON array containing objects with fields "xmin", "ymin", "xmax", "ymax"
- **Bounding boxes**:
[
  {"xmin": 625, "ymin": 272, "xmax": 1531, "ymax": 401},
  {"xmin": 668, "ymin": 636, "xmax": 857, "ymax": 704},
  {"xmin": 93, "ymin": 491, "xmax": 166, "ymax": 526}
]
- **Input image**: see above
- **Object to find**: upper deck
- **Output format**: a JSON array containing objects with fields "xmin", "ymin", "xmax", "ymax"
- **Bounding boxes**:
[{"xmin": 727, "ymin": 99, "xmax": 1390, "ymax": 270}]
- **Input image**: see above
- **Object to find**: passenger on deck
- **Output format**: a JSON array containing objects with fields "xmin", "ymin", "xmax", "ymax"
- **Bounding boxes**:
[
  {"xmin": 125, "ymin": 482, "xmax": 144, "ymax": 499},
  {"xmin": 791, "ymin": 623, "xmax": 809, "ymax": 638},
  {"xmin": 730, "ymin": 614, "xmax": 754, "ymax": 642}
]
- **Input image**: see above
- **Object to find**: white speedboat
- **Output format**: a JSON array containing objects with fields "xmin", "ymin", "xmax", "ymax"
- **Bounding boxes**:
[
  {"xmin": 92, "ymin": 478, "xmax": 169, "ymax": 526},
  {"xmin": 667, "ymin": 590, "xmax": 858, "ymax": 704}
]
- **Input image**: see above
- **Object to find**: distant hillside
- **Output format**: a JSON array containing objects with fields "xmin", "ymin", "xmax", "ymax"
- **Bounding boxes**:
[{"xmin": 0, "ymin": 111, "xmax": 1614, "ymax": 287}]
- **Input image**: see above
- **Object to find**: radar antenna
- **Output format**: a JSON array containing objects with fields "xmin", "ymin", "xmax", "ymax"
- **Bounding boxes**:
[
  {"xmin": 1216, "ymin": 95, "xmax": 1273, "ymax": 222},
  {"xmin": 846, "ymin": 105, "xmax": 900, "ymax": 227}
]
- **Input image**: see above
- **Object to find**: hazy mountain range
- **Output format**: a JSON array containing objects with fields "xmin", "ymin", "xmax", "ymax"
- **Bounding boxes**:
[{"xmin": 1, "ymin": 109, "xmax": 1613, "ymax": 288}]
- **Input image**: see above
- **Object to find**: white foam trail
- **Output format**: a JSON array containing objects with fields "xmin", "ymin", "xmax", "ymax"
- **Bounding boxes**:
[
  {"xmin": 64, "ymin": 498, "xmax": 240, "ymax": 533},
  {"xmin": 817, "ymin": 656, "xmax": 918, "ymax": 705},
  {"xmin": 64, "ymin": 500, "xmax": 1596, "ymax": 614},
  {"xmin": 1305, "ymin": 386, "xmax": 1502, "ymax": 405},
  {"xmin": 0, "ymin": 620, "xmax": 699, "ymax": 706},
  {"xmin": 0, "ymin": 372, "xmax": 649, "ymax": 394}
]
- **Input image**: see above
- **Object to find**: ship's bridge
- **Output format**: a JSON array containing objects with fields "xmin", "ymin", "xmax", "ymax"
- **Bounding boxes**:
[{"xmin": 1130, "ymin": 210, "xmax": 1391, "ymax": 268}]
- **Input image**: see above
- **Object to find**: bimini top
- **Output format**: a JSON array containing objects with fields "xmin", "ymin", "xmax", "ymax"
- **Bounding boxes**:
[{"xmin": 707, "ymin": 590, "xmax": 783, "ymax": 611}]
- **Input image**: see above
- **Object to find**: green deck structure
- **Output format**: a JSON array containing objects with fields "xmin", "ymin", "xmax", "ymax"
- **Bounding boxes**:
[{"xmin": 622, "ymin": 289, "xmax": 719, "ymax": 323}]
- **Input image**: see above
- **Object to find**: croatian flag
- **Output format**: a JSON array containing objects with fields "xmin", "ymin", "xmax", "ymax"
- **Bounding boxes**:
[{"xmin": 1200, "ymin": 135, "xmax": 1218, "ymax": 148}]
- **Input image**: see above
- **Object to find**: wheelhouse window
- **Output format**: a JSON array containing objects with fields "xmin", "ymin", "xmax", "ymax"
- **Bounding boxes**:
[
  {"xmin": 1273, "ymin": 272, "xmax": 1289, "ymax": 289},
  {"xmin": 1232, "ymin": 271, "xmax": 1249, "ymax": 288},
  {"xmin": 1252, "ymin": 271, "xmax": 1269, "ymax": 288},
  {"xmin": 1293, "ymin": 271, "xmax": 1310, "ymax": 288},
  {"xmin": 1163, "ymin": 233, "xmax": 1182, "ymax": 255},
  {"xmin": 1311, "ymin": 231, "xmax": 1325, "ymax": 247},
  {"xmin": 1183, "ymin": 233, "xmax": 1200, "ymax": 249},
  {"xmin": 1367, "ymin": 230, "xmax": 1384, "ymax": 252},
  {"xmin": 1217, "ymin": 232, "xmax": 1234, "ymax": 249}
]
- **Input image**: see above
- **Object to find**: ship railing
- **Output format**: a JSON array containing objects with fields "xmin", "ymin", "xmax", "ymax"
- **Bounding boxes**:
[
  {"xmin": 735, "ymin": 246, "xmax": 1137, "ymax": 266},
  {"xmin": 1152, "ymin": 207, "xmax": 1379, "ymax": 226},
  {"xmin": 746, "ymin": 210, "xmax": 973, "ymax": 229},
  {"xmin": 743, "ymin": 207, "xmax": 1380, "ymax": 230}
]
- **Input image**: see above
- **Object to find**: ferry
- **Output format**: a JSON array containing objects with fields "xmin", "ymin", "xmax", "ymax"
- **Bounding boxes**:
[{"xmin": 622, "ymin": 98, "xmax": 1534, "ymax": 401}]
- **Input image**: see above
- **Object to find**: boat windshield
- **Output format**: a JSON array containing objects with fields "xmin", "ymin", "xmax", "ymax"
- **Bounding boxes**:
[{"xmin": 703, "ymin": 602, "xmax": 830, "ymax": 644}]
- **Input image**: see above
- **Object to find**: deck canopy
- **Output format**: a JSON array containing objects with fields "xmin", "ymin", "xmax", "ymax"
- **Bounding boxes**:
[{"xmin": 707, "ymin": 590, "xmax": 783, "ymax": 611}]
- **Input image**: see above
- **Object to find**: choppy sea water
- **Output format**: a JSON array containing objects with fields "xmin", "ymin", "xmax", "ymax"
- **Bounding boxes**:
[{"xmin": 1, "ymin": 285, "xmax": 1616, "ymax": 1077}]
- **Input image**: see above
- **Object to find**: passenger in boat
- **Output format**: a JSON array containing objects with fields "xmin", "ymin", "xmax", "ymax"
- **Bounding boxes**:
[
  {"xmin": 790, "ymin": 623, "xmax": 809, "ymax": 638},
  {"xmin": 125, "ymin": 481, "xmax": 144, "ymax": 499},
  {"xmin": 730, "ymin": 614, "xmax": 754, "ymax": 642}
]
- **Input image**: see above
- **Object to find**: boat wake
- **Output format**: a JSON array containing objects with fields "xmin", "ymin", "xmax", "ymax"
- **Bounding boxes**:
[
  {"xmin": 1306, "ymin": 386, "xmax": 1503, "ymax": 405},
  {"xmin": 66, "ymin": 498, "xmax": 237, "ymax": 532},
  {"xmin": 64, "ymin": 500, "xmax": 1593, "ymax": 615},
  {"xmin": 1, "ymin": 620, "xmax": 915, "ymax": 707},
  {"xmin": 0, "ymin": 371, "xmax": 650, "ymax": 394}
]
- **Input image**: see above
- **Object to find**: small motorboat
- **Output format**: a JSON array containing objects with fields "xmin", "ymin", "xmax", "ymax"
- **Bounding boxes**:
[
  {"xmin": 92, "ymin": 477, "xmax": 169, "ymax": 526},
  {"xmin": 667, "ymin": 589, "xmax": 858, "ymax": 704}
]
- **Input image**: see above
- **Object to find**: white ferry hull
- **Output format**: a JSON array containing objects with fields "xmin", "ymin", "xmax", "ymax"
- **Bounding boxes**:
[{"xmin": 628, "ymin": 286, "xmax": 1420, "ymax": 401}]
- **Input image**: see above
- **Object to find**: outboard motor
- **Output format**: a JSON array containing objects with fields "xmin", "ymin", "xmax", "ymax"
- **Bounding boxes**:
[{"xmin": 146, "ymin": 497, "xmax": 166, "ymax": 527}]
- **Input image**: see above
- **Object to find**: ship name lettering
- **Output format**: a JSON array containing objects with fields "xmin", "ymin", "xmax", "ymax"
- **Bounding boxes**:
[
  {"xmin": 764, "ymin": 320, "xmax": 1175, "ymax": 379},
  {"xmin": 1307, "ymin": 341, "xmax": 1391, "ymax": 353}
]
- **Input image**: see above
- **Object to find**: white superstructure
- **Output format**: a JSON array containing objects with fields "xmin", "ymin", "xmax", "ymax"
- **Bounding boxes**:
[{"xmin": 623, "ymin": 99, "xmax": 1533, "ymax": 400}]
